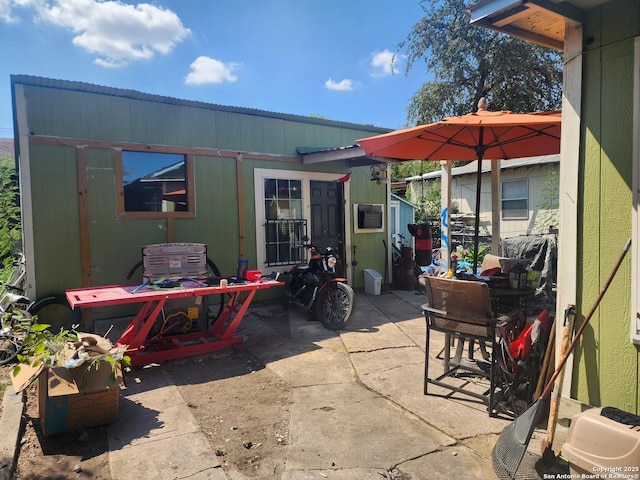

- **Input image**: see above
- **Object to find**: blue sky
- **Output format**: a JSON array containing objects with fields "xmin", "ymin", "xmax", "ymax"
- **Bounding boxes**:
[{"xmin": 0, "ymin": 0, "xmax": 430, "ymax": 139}]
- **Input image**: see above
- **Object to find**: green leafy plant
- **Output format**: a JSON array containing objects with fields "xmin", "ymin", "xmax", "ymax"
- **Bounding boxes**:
[
  {"xmin": 1, "ymin": 307, "xmax": 33, "ymax": 332},
  {"xmin": 11, "ymin": 316, "xmax": 130, "ymax": 383},
  {"xmin": 0, "ymin": 154, "xmax": 22, "ymax": 279},
  {"xmin": 534, "ymin": 169, "xmax": 559, "ymax": 233},
  {"xmin": 454, "ymin": 245, "xmax": 491, "ymax": 269},
  {"xmin": 13, "ymin": 322, "xmax": 78, "ymax": 373}
]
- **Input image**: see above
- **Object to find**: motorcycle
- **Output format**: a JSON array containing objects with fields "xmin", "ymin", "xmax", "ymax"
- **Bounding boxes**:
[{"xmin": 284, "ymin": 236, "xmax": 355, "ymax": 331}]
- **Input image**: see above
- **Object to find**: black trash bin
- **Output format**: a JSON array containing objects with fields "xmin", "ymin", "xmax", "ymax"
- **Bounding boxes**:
[{"xmin": 408, "ymin": 223, "xmax": 433, "ymax": 267}]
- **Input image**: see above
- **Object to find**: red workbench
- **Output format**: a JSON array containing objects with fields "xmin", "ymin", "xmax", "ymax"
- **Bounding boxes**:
[{"xmin": 66, "ymin": 279, "xmax": 284, "ymax": 366}]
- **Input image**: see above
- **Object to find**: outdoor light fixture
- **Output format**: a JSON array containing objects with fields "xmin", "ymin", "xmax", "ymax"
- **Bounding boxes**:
[{"xmin": 508, "ymin": 263, "xmax": 528, "ymax": 290}]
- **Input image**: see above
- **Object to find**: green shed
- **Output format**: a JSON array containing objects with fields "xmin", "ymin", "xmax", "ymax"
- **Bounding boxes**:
[{"xmin": 11, "ymin": 75, "xmax": 394, "ymax": 325}]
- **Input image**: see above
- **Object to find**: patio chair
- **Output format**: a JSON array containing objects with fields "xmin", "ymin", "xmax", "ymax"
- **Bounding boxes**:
[{"xmin": 421, "ymin": 276, "xmax": 524, "ymax": 416}]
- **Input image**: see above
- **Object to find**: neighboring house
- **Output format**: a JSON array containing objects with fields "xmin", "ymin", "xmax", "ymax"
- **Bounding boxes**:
[
  {"xmin": 469, "ymin": 1, "xmax": 640, "ymax": 414},
  {"xmin": 10, "ymin": 75, "xmax": 394, "ymax": 324},
  {"xmin": 405, "ymin": 155, "xmax": 560, "ymax": 245}
]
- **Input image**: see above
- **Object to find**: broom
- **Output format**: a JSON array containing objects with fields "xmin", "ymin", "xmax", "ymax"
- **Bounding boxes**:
[{"xmin": 492, "ymin": 238, "xmax": 631, "ymax": 479}]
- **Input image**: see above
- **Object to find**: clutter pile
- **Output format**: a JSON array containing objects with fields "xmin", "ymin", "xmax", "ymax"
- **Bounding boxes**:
[{"xmin": 9, "ymin": 331, "xmax": 127, "ymax": 436}]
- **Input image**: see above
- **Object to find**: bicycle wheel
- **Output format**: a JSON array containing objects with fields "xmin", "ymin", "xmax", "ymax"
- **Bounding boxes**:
[{"xmin": 28, "ymin": 294, "xmax": 81, "ymax": 332}]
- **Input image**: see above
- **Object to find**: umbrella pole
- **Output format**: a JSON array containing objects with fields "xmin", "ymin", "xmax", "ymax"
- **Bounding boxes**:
[
  {"xmin": 473, "ymin": 158, "xmax": 482, "ymax": 272},
  {"xmin": 473, "ymin": 129, "xmax": 485, "ymax": 273}
]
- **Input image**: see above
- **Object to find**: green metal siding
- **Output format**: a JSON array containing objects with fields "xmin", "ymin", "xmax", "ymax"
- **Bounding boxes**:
[
  {"xmin": 349, "ymin": 166, "xmax": 388, "ymax": 287},
  {"xmin": 29, "ymin": 144, "xmax": 82, "ymax": 295},
  {"xmin": 85, "ymin": 148, "xmax": 168, "ymax": 286},
  {"xmin": 177, "ymin": 154, "xmax": 240, "ymax": 275},
  {"xmin": 574, "ymin": 0, "xmax": 640, "ymax": 412},
  {"xmin": 22, "ymin": 84, "xmax": 379, "ymax": 156}
]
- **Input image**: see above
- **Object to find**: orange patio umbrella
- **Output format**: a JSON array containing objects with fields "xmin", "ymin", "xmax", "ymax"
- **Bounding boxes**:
[{"xmin": 357, "ymin": 100, "xmax": 561, "ymax": 270}]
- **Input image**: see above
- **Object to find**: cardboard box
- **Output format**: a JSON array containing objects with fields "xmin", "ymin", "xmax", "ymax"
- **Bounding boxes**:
[{"xmin": 11, "ymin": 333, "xmax": 124, "ymax": 436}]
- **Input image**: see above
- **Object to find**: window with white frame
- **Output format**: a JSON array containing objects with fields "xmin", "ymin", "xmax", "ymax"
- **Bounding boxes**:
[{"xmin": 501, "ymin": 179, "xmax": 529, "ymax": 219}]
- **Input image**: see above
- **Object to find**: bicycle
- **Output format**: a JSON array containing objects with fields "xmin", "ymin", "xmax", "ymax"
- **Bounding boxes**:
[{"xmin": 0, "ymin": 251, "xmax": 80, "ymax": 365}]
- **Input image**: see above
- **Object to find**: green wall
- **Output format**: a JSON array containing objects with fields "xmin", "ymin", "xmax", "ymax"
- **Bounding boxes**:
[
  {"xmin": 573, "ymin": 0, "xmax": 640, "ymax": 412},
  {"xmin": 349, "ymin": 166, "xmax": 388, "ymax": 285},
  {"xmin": 20, "ymin": 82, "xmax": 380, "ymax": 156},
  {"xmin": 29, "ymin": 144, "xmax": 82, "ymax": 294}
]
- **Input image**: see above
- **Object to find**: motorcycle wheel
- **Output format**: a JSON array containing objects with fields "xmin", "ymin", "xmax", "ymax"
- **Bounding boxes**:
[{"xmin": 315, "ymin": 282, "xmax": 355, "ymax": 331}]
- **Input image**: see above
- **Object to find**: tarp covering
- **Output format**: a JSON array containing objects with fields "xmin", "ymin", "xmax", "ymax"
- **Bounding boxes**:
[{"xmin": 499, "ymin": 235, "xmax": 557, "ymax": 308}]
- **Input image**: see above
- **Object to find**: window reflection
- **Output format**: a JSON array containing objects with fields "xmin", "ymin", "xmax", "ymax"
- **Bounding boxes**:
[{"xmin": 122, "ymin": 151, "xmax": 188, "ymax": 212}]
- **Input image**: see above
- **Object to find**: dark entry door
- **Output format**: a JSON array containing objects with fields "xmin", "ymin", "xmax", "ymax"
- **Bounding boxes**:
[{"xmin": 310, "ymin": 180, "xmax": 344, "ymax": 272}]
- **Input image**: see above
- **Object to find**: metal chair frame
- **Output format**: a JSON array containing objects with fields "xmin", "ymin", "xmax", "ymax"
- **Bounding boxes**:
[{"xmin": 421, "ymin": 276, "xmax": 523, "ymax": 416}]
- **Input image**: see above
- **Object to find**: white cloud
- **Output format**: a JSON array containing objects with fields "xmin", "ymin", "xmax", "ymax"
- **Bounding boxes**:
[
  {"xmin": 3, "ymin": 0, "xmax": 191, "ymax": 67},
  {"xmin": 371, "ymin": 49, "xmax": 400, "ymax": 76},
  {"xmin": 325, "ymin": 78, "xmax": 353, "ymax": 91},
  {"xmin": 184, "ymin": 56, "xmax": 241, "ymax": 85},
  {"xmin": 0, "ymin": 0, "xmax": 16, "ymax": 22},
  {"xmin": 0, "ymin": 0, "xmax": 31, "ymax": 23}
]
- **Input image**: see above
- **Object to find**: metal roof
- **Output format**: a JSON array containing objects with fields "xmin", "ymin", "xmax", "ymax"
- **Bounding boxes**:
[
  {"xmin": 405, "ymin": 154, "xmax": 559, "ymax": 181},
  {"xmin": 298, "ymin": 144, "xmax": 393, "ymax": 167}
]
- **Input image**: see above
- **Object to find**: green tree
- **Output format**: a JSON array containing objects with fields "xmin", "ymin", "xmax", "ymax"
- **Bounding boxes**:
[
  {"xmin": 391, "ymin": 159, "xmax": 439, "ymax": 183},
  {"xmin": 398, "ymin": 0, "xmax": 563, "ymax": 125},
  {"xmin": 0, "ymin": 153, "xmax": 21, "ymax": 276},
  {"xmin": 533, "ymin": 169, "xmax": 559, "ymax": 233},
  {"xmin": 407, "ymin": 180, "xmax": 441, "ymax": 221}
]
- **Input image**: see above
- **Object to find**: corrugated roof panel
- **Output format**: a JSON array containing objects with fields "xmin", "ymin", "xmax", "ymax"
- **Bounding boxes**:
[{"xmin": 405, "ymin": 154, "xmax": 560, "ymax": 181}]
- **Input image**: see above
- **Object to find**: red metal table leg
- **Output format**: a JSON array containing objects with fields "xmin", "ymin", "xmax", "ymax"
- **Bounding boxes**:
[
  {"xmin": 210, "ymin": 289, "xmax": 256, "ymax": 339},
  {"xmin": 117, "ymin": 300, "xmax": 156, "ymax": 345},
  {"xmin": 114, "ymin": 287, "xmax": 260, "ymax": 366},
  {"xmin": 117, "ymin": 298, "xmax": 168, "ymax": 363}
]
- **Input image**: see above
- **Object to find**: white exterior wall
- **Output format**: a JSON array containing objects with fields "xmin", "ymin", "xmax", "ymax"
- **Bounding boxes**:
[{"xmin": 409, "ymin": 162, "xmax": 559, "ymax": 242}]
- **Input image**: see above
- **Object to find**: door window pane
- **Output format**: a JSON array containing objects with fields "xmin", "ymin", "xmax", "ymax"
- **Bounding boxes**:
[
  {"xmin": 266, "ymin": 179, "xmax": 302, "ymax": 220},
  {"xmin": 264, "ymin": 178, "xmax": 305, "ymax": 265}
]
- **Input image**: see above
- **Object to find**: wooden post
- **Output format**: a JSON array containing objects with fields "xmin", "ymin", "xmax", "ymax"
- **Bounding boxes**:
[
  {"xmin": 440, "ymin": 161, "xmax": 452, "ymax": 272},
  {"xmin": 491, "ymin": 159, "xmax": 501, "ymax": 255},
  {"xmin": 236, "ymin": 154, "xmax": 246, "ymax": 257}
]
